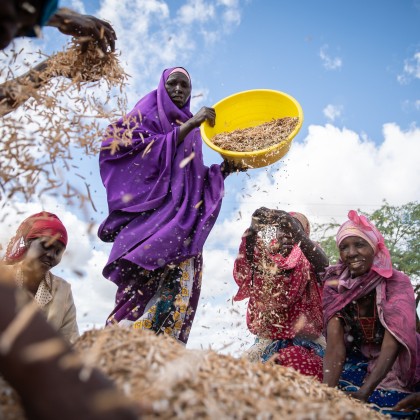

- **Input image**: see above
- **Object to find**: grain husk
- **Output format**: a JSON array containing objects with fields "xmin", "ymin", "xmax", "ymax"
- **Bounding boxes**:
[
  {"xmin": 0, "ymin": 327, "xmax": 388, "ymax": 419},
  {"xmin": 212, "ymin": 117, "xmax": 299, "ymax": 153}
]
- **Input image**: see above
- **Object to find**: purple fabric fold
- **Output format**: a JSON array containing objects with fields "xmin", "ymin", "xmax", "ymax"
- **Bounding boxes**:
[
  {"xmin": 98, "ymin": 67, "xmax": 225, "ymax": 276},
  {"xmin": 323, "ymin": 264, "xmax": 420, "ymax": 390}
]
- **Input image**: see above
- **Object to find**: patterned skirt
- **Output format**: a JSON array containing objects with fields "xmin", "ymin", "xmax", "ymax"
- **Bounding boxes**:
[
  {"xmin": 339, "ymin": 349, "xmax": 419, "ymax": 418},
  {"xmin": 247, "ymin": 337, "xmax": 325, "ymax": 381},
  {"xmin": 106, "ymin": 256, "xmax": 202, "ymax": 344}
]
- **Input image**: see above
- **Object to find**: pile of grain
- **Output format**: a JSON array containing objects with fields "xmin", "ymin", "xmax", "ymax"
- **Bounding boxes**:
[
  {"xmin": 1, "ymin": 327, "xmax": 388, "ymax": 419},
  {"xmin": 212, "ymin": 117, "xmax": 299, "ymax": 152},
  {"xmin": 0, "ymin": 41, "xmax": 128, "ymax": 208}
]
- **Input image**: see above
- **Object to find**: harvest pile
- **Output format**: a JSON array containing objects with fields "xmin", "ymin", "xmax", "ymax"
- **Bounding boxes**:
[
  {"xmin": 0, "ymin": 328, "xmax": 386, "ymax": 419},
  {"xmin": 0, "ymin": 41, "xmax": 128, "ymax": 206},
  {"xmin": 212, "ymin": 117, "xmax": 299, "ymax": 152}
]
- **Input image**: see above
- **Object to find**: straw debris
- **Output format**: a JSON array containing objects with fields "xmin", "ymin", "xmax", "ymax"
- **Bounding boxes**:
[
  {"xmin": 2, "ymin": 327, "xmax": 388, "ymax": 419},
  {"xmin": 0, "ymin": 327, "xmax": 389, "ymax": 419},
  {"xmin": 212, "ymin": 117, "xmax": 299, "ymax": 152},
  {"xmin": 0, "ymin": 40, "xmax": 128, "ymax": 209}
]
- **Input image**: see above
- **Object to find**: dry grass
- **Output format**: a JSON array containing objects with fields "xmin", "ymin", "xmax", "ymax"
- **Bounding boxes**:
[
  {"xmin": 0, "ymin": 40, "xmax": 129, "ymax": 211},
  {"xmin": 0, "ymin": 327, "xmax": 390, "ymax": 419}
]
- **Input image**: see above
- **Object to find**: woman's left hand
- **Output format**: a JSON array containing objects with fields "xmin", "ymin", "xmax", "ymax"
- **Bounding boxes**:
[{"xmin": 346, "ymin": 390, "xmax": 370, "ymax": 402}]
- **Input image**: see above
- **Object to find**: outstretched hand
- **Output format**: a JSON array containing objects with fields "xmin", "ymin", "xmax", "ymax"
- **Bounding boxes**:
[
  {"xmin": 393, "ymin": 393, "xmax": 420, "ymax": 412},
  {"xmin": 48, "ymin": 9, "xmax": 117, "ymax": 53},
  {"xmin": 345, "ymin": 390, "xmax": 369, "ymax": 403}
]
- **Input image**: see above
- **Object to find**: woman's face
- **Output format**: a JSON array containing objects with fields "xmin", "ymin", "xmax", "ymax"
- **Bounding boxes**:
[
  {"xmin": 338, "ymin": 236, "xmax": 375, "ymax": 277},
  {"xmin": 165, "ymin": 72, "xmax": 191, "ymax": 108},
  {"xmin": 22, "ymin": 236, "xmax": 65, "ymax": 275}
]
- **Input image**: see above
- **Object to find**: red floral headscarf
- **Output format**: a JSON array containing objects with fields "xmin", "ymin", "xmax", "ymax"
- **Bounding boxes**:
[{"xmin": 4, "ymin": 212, "xmax": 68, "ymax": 263}]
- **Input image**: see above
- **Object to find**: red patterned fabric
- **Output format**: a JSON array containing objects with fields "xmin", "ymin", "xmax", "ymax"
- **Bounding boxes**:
[
  {"xmin": 4, "ymin": 212, "xmax": 68, "ymax": 262},
  {"xmin": 276, "ymin": 345, "xmax": 323, "ymax": 381},
  {"xmin": 233, "ymin": 232, "xmax": 323, "ymax": 340}
]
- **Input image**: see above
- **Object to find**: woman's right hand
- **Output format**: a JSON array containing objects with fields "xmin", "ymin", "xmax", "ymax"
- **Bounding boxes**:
[
  {"xmin": 178, "ymin": 107, "xmax": 215, "ymax": 144},
  {"xmin": 190, "ymin": 106, "xmax": 216, "ymax": 128},
  {"xmin": 393, "ymin": 393, "xmax": 420, "ymax": 411}
]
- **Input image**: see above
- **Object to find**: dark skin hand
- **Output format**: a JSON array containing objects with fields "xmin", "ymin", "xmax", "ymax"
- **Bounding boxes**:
[
  {"xmin": 47, "ymin": 8, "xmax": 117, "ymax": 53},
  {"xmin": 393, "ymin": 392, "xmax": 420, "ymax": 412},
  {"xmin": 251, "ymin": 208, "xmax": 329, "ymax": 274},
  {"xmin": 0, "ymin": 8, "xmax": 117, "ymax": 116},
  {"xmin": 178, "ymin": 106, "xmax": 215, "ymax": 144}
]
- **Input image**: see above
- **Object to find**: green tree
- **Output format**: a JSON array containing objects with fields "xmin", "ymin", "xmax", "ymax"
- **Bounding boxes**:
[{"xmin": 313, "ymin": 201, "xmax": 420, "ymax": 306}]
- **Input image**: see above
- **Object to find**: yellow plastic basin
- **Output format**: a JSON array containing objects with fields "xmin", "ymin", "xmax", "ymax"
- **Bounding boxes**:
[{"xmin": 200, "ymin": 89, "xmax": 303, "ymax": 169}]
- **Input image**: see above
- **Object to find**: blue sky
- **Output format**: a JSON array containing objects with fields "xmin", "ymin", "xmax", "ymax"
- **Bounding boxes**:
[{"xmin": 0, "ymin": 0, "xmax": 419, "ymax": 353}]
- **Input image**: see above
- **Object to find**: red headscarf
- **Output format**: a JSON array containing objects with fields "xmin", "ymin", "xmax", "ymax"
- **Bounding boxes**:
[{"xmin": 4, "ymin": 212, "xmax": 68, "ymax": 263}]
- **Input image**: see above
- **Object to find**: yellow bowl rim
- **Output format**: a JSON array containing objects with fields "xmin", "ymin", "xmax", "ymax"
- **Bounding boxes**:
[{"xmin": 200, "ymin": 88, "xmax": 304, "ymax": 158}]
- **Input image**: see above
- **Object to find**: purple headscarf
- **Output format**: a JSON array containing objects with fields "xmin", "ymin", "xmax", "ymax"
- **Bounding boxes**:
[
  {"xmin": 323, "ymin": 211, "xmax": 419, "ymax": 390},
  {"xmin": 98, "ymin": 67, "xmax": 225, "ymax": 277}
]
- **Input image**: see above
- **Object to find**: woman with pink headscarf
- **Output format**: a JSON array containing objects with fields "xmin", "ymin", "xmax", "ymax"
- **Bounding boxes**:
[
  {"xmin": 3, "ymin": 211, "xmax": 79, "ymax": 344},
  {"xmin": 233, "ymin": 207, "xmax": 329, "ymax": 381},
  {"xmin": 323, "ymin": 210, "xmax": 420, "ymax": 416}
]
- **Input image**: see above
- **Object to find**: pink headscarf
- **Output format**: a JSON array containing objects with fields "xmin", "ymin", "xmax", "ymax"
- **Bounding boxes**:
[
  {"xmin": 336, "ymin": 210, "xmax": 392, "ymax": 278},
  {"xmin": 4, "ymin": 212, "xmax": 68, "ymax": 263},
  {"xmin": 167, "ymin": 67, "xmax": 191, "ymax": 81}
]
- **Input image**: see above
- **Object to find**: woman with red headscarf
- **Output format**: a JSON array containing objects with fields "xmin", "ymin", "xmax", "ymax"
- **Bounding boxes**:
[
  {"xmin": 323, "ymin": 210, "xmax": 420, "ymax": 416},
  {"xmin": 3, "ymin": 211, "xmax": 79, "ymax": 344},
  {"xmin": 233, "ymin": 207, "xmax": 329, "ymax": 381}
]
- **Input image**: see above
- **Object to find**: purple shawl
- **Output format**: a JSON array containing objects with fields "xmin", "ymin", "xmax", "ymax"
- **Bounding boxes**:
[
  {"xmin": 323, "ymin": 264, "xmax": 419, "ymax": 390},
  {"xmin": 98, "ymin": 67, "xmax": 225, "ymax": 277}
]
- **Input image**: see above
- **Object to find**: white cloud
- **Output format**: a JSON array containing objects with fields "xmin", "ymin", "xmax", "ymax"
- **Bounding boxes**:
[
  {"xmin": 323, "ymin": 104, "xmax": 343, "ymax": 122},
  {"xmin": 68, "ymin": 0, "xmax": 87, "ymax": 13},
  {"xmin": 94, "ymin": 0, "xmax": 243, "ymax": 102},
  {"xmin": 177, "ymin": 0, "xmax": 216, "ymax": 24},
  {"xmin": 319, "ymin": 44, "xmax": 342, "ymax": 70},
  {"xmin": 397, "ymin": 51, "xmax": 420, "ymax": 84}
]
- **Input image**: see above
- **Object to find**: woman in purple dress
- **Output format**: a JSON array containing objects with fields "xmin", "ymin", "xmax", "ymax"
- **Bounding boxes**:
[{"xmin": 99, "ymin": 67, "xmax": 235, "ymax": 344}]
